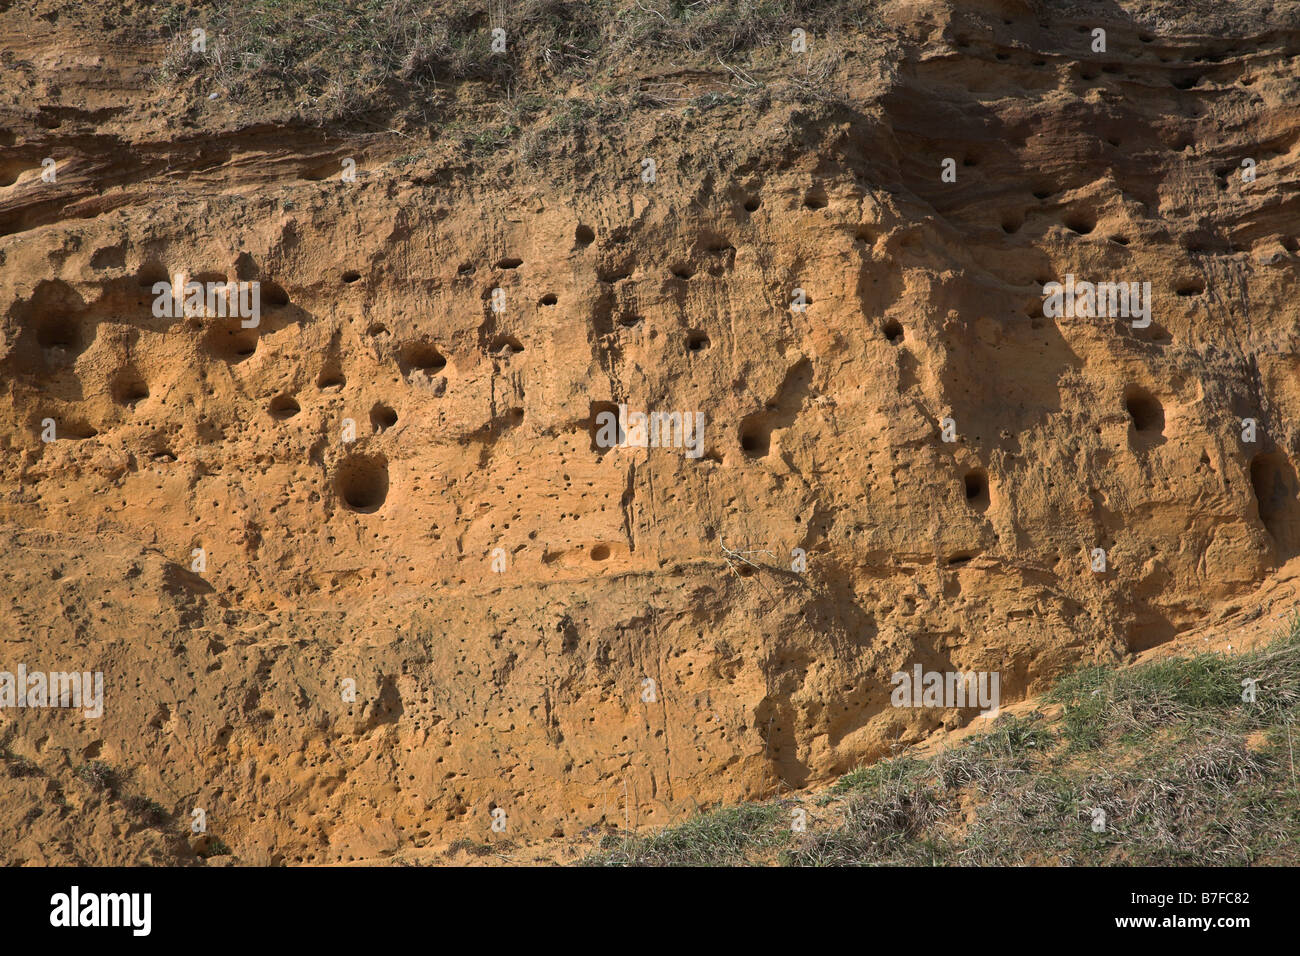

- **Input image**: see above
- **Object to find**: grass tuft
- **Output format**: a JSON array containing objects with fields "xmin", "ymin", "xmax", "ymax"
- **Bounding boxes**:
[{"xmin": 583, "ymin": 802, "xmax": 785, "ymax": 866}]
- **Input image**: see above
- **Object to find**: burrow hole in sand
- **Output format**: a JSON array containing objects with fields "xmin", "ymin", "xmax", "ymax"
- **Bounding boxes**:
[
  {"xmin": 399, "ymin": 342, "xmax": 446, "ymax": 375},
  {"xmin": 370, "ymin": 403, "xmax": 397, "ymax": 432},
  {"xmin": 269, "ymin": 394, "xmax": 300, "ymax": 420},
  {"xmin": 964, "ymin": 468, "xmax": 990, "ymax": 511},
  {"xmin": 335, "ymin": 454, "xmax": 389, "ymax": 513},
  {"xmin": 1124, "ymin": 386, "xmax": 1164, "ymax": 435}
]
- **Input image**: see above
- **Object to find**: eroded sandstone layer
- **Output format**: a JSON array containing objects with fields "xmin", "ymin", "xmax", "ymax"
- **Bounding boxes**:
[{"xmin": 1, "ymin": 0, "xmax": 1299, "ymax": 862}]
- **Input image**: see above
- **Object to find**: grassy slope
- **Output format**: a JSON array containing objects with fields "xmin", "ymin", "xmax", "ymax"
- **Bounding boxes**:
[
  {"xmin": 147, "ymin": 0, "xmax": 887, "ymax": 144},
  {"xmin": 584, "ymin": 619, "xmax": 1300, "ymax": 865}
]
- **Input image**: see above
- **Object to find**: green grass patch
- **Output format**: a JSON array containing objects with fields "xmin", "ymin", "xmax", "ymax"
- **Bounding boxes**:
[
  {"xmin": 583, "ymin": 802, "xmax": 785, "ymax": 866},
  {"xmin": 1050, "ymin": 617, "xmax": 1300, "ymax": 750}
]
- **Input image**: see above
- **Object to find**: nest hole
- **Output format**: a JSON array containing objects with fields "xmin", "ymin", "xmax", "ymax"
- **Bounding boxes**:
[
  {"xmin": 1124, "ymin": 386, "xmax": 1164, "ymax": 434},
  {"xmin": 370, "ymin": 403, "xmax": 398, "ymax": 432},
  {"xmin": 400, "ymin": 342, "xmax": 446, "ymax": 374},
  {"xmin": 269, "ymin": 394, "xmax": 300, "ymax": 420},
  {"xmin": 335, "ymin": 454, "xmax": 389, "ymax": 513},
  {"xmin": 964, "ymin": 469, "xmax": 990, "ymax": 510}
]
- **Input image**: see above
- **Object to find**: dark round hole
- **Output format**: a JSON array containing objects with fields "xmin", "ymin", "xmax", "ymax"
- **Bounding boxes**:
[
  {"xmin": 370, "ymin": 403, "xmax": 397, "ymax": 431},
  {"xmin": 261, "ymin": 281, "xmax": 290, "ymax": 308},
  {"xmin": 575, "ymin": 224, "xmax": 595, "ymax": 245},
  {"xmin": 342, "ymin": 270, "xmax": 361, "ymax": 284},
  {"xmin": 269, "ymin": 394, "xmax": 300, "ymax": 420},
  {"xmin": 883, "ymin": 319, "xmax": 903, "ymax": 343},
  {"xmin": 335, "ymin": 454, "xmax": 389, "ymax": 513},
  {"xmin": 686, "ymin": 331, "xmax": 710, "ymax": 353},
  {"xmin": 1063, "ymin": 214, "xmax": 1095, "ymax": 235},
  {"xmin": 490, "ymin": 335, "xmax": 524, "ymax": 356},
  {"xmin": 1124, "ymin": 386, "xmax": 1164, "ymax": 434},
  {"xmin": 964, "ymin": 469, "xmax": 989, "ymax": 510},
  {"xmin": 400, "ymin": 342, "xmax": 446, "ymax": 373},
  {"xmin": 740, "ymin": 425, "xmax": 768, "ymax": 456}
]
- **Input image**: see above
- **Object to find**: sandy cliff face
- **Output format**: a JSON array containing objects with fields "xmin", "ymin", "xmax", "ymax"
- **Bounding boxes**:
[{"xmin": 1, "ymin": 0, "xmax": 1299, "ymax": 863}]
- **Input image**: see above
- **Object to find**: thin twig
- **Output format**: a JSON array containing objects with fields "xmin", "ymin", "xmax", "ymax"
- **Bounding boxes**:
[
  {"xmin": 720, "ymin": 536, "xmax": 774, "ymax": 569},
  {"xmin": 717, "ymin": 55, "xmax": 758, "ymax": 88},
  {"xmin": 1288, "ymin": 720, "xmax": 1296, "ymax": 791},
  {"xmin": 633, "ymin": 0, "xmax": 669, "ymax": 23}
]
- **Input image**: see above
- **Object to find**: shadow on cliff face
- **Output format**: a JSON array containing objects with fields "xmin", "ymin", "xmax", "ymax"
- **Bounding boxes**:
[
  {"xmin": 760, "ymin": 554, "xmax": 889, "ymax": 785},
  {"xmin": 753, "ymin": 696, "xmax": 806, "ymax": 787},
  {"xmin": 1250, "ymin": 451, "xmax": 1300, "ymax": 562},
  {"xmin": 738, "ymin": 359, "xmax": 812, "ymax": 460},
  {"xmin": 363, "ymin": 677, "xmax": 405, "ymax": 731},
  {"xmin": 5, "ymin": 279, "xmax": 92, "ymax": 403}
]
